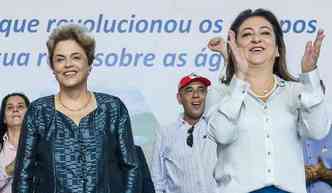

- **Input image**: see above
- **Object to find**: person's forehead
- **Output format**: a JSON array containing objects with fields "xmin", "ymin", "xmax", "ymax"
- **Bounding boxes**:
[
  {"xmin": 239, "ymin": 16, "xmax": 273, "ymax": 31},
  {"xmin": 6, "ymin": 96, "xmax": 25, "ymax": 105},
  {"xmin": 54, "ymin": 40, "xmax": 85, "ymax": 54},
  {"xmin": 183, "ymin": 81, "xmax": 206, "ymax": 88}
]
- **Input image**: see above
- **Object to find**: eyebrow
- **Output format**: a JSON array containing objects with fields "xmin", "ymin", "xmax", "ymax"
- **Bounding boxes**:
[
  {"xmin": 241, "ymin": 25, "xmax": 273, "ymax": 32},
  {"xmin": 7, "ymin": 102, "xmax": 25, "ymax": 106},
  {"xmin": 54, "ymin": 52, "xmax": 82, "ymax": 57},
  {"xmin": 184, "ymin": 85, "xmax": 206, "ymax": 90},
  {"xmin": 54, "ymin": 54, "xmax": 65, "ymax": 58},
  {"xmin": 71, "ymin": 52, "xmax": 82, "ymax": 56}
]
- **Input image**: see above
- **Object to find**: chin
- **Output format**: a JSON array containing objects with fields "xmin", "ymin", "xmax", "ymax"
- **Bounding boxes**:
[
  {"xmin": 249, "ymin": 61, "xmax": 270, "ymax": 67},
  {"xmin": 61, "ymin": 80, "xmax": 86, "ymax": 89}
]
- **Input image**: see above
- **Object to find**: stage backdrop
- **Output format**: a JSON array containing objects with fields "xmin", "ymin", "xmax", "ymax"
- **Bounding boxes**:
[{"xmin": 1, "ymin": 0, "xmax": 332, "ymax": 160}]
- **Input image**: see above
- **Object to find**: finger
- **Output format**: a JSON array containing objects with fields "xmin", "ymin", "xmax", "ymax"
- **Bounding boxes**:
[
  {"xmin": 304, "ymin": 41, "xmax": 313, "ymax": 59},
  {"xmin": 313, "ymin": 29, "xmax": 325, "ymax": 54},
  {"xmin": 227, "ymin": 31, "xmax": 238, "ymax": 54}
]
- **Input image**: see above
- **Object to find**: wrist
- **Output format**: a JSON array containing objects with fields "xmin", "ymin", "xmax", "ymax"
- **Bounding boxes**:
[{"xmin": 302, "ymin": 65, "xmax": 317, "ymax": 73}]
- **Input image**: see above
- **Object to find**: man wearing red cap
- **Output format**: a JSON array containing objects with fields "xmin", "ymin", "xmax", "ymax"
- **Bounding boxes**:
[{"xmin": 151, "ymin": 73, "xmax": 217, "ymax": 193}]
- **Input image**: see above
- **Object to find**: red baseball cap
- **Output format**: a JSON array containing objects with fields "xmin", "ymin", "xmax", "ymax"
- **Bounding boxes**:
[{"xmin": 178, "ymin": 73, "xmax": 211, "ymax": 90}]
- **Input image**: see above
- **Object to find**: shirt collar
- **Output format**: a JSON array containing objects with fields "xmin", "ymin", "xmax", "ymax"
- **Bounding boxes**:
[
  {"xmin": 3, "ymin": 132, "xmax": 17, "ymax": 150},
  {"xmin": 3, "ymin": 133, "xmax": 9, "ymax": 141},
  {"xmin": 275, "ymin": 75, "xmax": 287, "ymax": 87},
  {"xmin": 176, "ymin": 113, "xmax": 206, "ymax": 128}
]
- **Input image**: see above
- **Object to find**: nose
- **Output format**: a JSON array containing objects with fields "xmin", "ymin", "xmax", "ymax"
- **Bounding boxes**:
[
  {"xmin": 12, "ymin": 106, "xmax": 19, "ymax": 112},
  {"xmin": 64, "ymin": 59, "xmax": 74, "ymax": 68},
  {"xmin": 251, "ymin": 33, "xmax": 262, "ymax": 43},
  {"xmin": 192, "ymin": 90, "xmax": 200, "ymax": 98}
]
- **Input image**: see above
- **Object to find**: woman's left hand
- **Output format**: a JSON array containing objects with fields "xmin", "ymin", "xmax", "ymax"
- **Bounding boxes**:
[
  {"xmin": 5, "ymin": 160, "xmax": 15, "ymax": 176},
  {"xmin": 302, "ymin": 29, "xmax": 325, "ymax": 73}
]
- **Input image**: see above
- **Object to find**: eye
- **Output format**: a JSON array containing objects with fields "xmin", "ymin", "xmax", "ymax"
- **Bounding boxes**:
[
  {"xmin": 241, "ymin": 32, "xmax": 252, "ymax": 38},
  {"xmin": 73, "ymin": 56, "xmax": 81, "ymax": 60},
  {"xmin": 6, "ymin": 106, "xmax": 13, "ymax": 111},
  {"xmin": 54, "ymin": 57, "xmax": 65, "ymax": 63},
  {"xmin": 261, "ymin": 31, "xmax": 271, "ymax": 36},
  {"xmin": 183, "ymin": 87, "xmax": 194, "ymax": 94},
  {"xmin": 18, "ymin": 104, "xmax": 26, "ymax": 110},
  {"xmin": 198, "ymin": 87, "xmax": 207, "ymax": 94}
]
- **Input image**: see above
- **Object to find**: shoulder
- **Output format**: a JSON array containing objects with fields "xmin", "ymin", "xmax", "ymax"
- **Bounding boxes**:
[
  {"xmin": 159, "ymin": 121, "xmax": 181, "ymax": 137},
  {"xmin": 276, "ymin": 76, "xmax": 300, "ymax": 89},
  {"xmin": 30, "ymin": 95, "xmax": 53, "ymax": 107},
  {"xmin": 206, "ymin": 84, "xmax": 228, "ymax": 111},
  {"xmin": 27, "ymin": 95, "xmax": 54, "ymax": 113},
  {"xmin": 94, "ymin": 92, "xmax": 125, "ymax": 107}
]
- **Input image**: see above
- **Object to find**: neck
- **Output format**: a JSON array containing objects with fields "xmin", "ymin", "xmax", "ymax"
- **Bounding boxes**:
[
  {"xmin": 183, "ymin": 115, "xmax": 200, "ymax": 126},
  {"xmin": 59, "ymin": 82, "xmax": 90, "ymax": 101},
  {"xmin": 7, "ymin": 126, "xmax": 21, "ymax": 146},
  {"xmin": 58, "ymin": 84, "xmax": 91, "ymax": 112},
  {"xmin": 59, "ymin": 82, "xmax": 88, "ymax": 99},
  {"xmin": 246, "ymin": 66, "xmax": 274, "ymax": 87}
]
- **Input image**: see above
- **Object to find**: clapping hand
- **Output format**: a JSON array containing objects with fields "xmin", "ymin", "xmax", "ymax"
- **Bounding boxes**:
[{"xmin": 301, "ymin": 29, "xmax": 325, "ymax": 73}]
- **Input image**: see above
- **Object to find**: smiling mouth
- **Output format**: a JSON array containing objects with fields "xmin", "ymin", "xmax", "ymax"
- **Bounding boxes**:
[
  {"xmin": 250, "ymin": 47, "xmax": 265, "ymax": 53},
  {"xmin": 63, "ymin": 71, "xmax": 77, "ymax": 77},
  {"xmin": 192, "ymin": 102, "xmax": 202, "ymax": 108}
]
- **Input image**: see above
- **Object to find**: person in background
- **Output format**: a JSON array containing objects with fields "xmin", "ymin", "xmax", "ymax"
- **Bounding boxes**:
[
  {"xmin": 0, "ymin": 93, "xmax": 30, "ymax": 193},
  {"xmin": 304, "ymin": 125, "xmax": 332, "ymax": 193},
  {"xmin": 151, "ymin": 73, "xmax": 218, "ymax": 193}
]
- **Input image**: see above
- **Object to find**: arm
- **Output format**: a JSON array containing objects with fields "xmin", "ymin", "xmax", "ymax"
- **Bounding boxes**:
[
  {"xmin": 297, "ymin": 70, "xmax": 330, "ymax": 140},
  {"xmin": 206, "ymin": 77, "xmax": 249, "ymax": 144},
  {"xmin": 305, "ymin": 164, "xmax": 320, "ymax": 184},
  {"xmin": 151, "ymin": 128, "xmax": 166, "ymax": 193},
  {"xmin": 117, "ymin": 101, "xmax": 141, "ymax": 193},
  {"xmin": 306, "ymin": 158, "xmax": 332, "ymax": 187},
  {"xmin": 297, "ymin": 30, "xmax": 330, "ymax": 140},
  {"xmin": 12, "ymin": 105, "xmax": 38, "ymax": 193},
  {"xmin": 319, "ymin": 167, "xmax": 332, "ymax": 187},
  {"xmin": 206, "ymin": 30, "xmax": 250, "ymax": 145}
]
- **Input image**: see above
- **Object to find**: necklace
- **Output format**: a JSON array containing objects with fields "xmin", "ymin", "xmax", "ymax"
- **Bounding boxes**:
[
  {"xmin": 250, "ymin": 75, "xmax": 277, "ymax": 98},
  {"xmin": 58, "ymin": 91, "xmax": 92, "ymax": 112}
]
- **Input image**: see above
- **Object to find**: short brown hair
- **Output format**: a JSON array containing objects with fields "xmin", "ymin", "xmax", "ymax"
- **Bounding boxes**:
[{"xmin": 47, "ymin": 24, "xmax": 95, "ymax": 68}]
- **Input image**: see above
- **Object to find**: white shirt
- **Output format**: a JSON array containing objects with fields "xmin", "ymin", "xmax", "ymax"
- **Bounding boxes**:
[
  {"xmin": 151, "ymin": 115, "xmax": 218, "ymax": 193},
  {"xmin": 0, "ymin": 134, "xmax": 17, "ymax": 193},
  {"xmin": 206, "ymin": 69, "xmax": 330, "ymax": 193}
]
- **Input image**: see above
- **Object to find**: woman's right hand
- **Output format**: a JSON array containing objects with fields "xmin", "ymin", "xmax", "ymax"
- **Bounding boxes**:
[{"xmin": 227, "ymin": 30, "xmax": 249, "ymax": 81}]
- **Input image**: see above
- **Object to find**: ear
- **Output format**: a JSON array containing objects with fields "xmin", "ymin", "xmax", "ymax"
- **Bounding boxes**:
[
  {"xmin": 177, "ymin": 92, "xmax": 182, "ymax": 105},
  {"xmin": 275, "ymin": 47, "xmax": 280, "ymax": 57}
]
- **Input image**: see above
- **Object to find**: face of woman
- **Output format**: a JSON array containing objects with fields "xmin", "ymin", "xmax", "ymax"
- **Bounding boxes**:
[
  {"xmin": 236, "ymin": 16, "xmax": 279, "ymax": 68},
  {"xmin": 52, "ymin": 40, "xmax": 91, "ymax": 89},
  {"xmin": 4, "ymin": 96, "xmax": 28, "ymax": 129}
]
